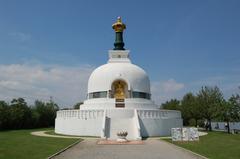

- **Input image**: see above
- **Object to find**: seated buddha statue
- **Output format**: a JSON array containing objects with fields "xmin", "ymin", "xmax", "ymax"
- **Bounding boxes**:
[{"xmin": 114, "ymin": 82, "xmax": 125, "ymax": 99}]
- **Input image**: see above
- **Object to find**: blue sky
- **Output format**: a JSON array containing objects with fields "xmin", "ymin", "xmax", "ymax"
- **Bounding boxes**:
[{"xmin": 0, "ymin": 0, "xmax": 239, "ymax": 107}]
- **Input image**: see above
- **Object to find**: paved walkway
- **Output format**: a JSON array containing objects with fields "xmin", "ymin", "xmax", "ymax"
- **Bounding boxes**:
[
  {"xmin": 31, "ymin": 131, "xmax": 81, "ymax": 139},
  {"xmin": 31, "ymin": 130, "xmax": 207, "ymax": 139},
  {"xmin": 52, "ymin": 139, "xmax": 207, "ymax": 159}
]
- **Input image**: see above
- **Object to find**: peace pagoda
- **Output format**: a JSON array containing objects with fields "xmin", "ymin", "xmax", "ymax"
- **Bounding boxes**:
[{"xmin": 55, "ymin": 17, "xmax": 182, "ymax": 140}]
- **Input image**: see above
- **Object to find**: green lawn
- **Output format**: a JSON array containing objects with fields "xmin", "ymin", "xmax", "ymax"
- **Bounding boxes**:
[
  {"xmin": 0, "ymin": 128, "xmax": 80, "ymax": 159},
  {"xmin": 164, "ymin": 131, "xmax": 240, "ymax": 159}
]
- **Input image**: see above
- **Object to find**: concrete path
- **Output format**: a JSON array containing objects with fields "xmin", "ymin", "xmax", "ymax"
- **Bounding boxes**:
[
  {"xmin": 31, "ymin": 131, "xmax": 81, "ymax": 139},
  {"xmin": 31, "ymin": 131, "xmax": 98, "ymax": 139},
  {"xmin": 31, "ymin": 130, "xmax": 207, "ymax": 139},
  {"xmin": 51, "ymin": 139, "xmax": 207, "ymax": 159}
]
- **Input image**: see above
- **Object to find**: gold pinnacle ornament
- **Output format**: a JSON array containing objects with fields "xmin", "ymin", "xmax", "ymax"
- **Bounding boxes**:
[{"xmin": 112, "ymin": 16, "xmax": 126, "ymax": 32}]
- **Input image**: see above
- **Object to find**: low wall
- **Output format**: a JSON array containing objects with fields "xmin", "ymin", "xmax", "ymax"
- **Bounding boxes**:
[
  {"xmin": 55, "ymin": 109, "xmax": 183, "ymax": 138},
  {"xmin": 55, "ymin": 110, "xmax": 104, "ymax": 136},
  {"xmin": 139, "ymin": 118, "xmax": 183, "ymax": 137},
  {"xmin": 55, "ymin": 118, "xmax": 103, "ymax": 136},
  {"xmin": 211, "ymin": 122, "xmax": 240, "ymax": 131}
]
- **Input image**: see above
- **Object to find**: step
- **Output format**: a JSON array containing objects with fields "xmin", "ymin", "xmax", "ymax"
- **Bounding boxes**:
[{"xmin": 106, "ymin": 117, "xmax": 137, "ymax": 140}]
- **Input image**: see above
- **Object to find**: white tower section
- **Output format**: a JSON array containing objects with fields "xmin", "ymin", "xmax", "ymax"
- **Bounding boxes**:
[
  {"xmin": 81, "ymin": 50, "xmax": 157, "ymax": 110},
  {"xmin": 88, "ymin": 50, "xmax": 150, "ymax": 94}
]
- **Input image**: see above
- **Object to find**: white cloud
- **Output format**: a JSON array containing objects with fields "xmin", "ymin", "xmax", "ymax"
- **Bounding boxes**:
[
  {"xmin": 8, "ymin": 32, "xmax": 31, "ymax": 42},
  {"xmin": 151, "ymin": 79, "xmax": 185, "ymax": 105},
  {"xmin": 0, "ymin": 64, "xmax": 185, "ymax": 108},
  {"xmin": 151, "ymin": 76, "xmax": 240, "ymax": 106},
  {"xmin": 160, "ymin": 79, "xmax": 184, "ymax": 93},
  {"xmin": 0, "ymin": 64, "xmax": 94, "ymax": 107},
  {"xmin": 189, "ymin": 75, "xmax": 240, "ymax": 99},
  {"xmin": 3, "ymin": 64, "xmax": 237, "ymax": 109}
]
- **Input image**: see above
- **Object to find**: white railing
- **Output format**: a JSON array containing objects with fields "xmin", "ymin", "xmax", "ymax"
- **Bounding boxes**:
[
  {"xmin": 57, "ymin": 109, "xmax": 181, "ymax": 120},
  {"xmin": 101, "ymin": 110, "xmax": 106, "ymax": 138},
  {"xmin": 134, "ymin": 109, "xmax": 142, "ymax": 140},
  {"xmin": 57, "ymin": 110, "xmax": 104, "ymax": 120},
  {"xmin": 137, "ymin": 110, "xmax": 181, "ymax": 119},
  {"xmin": 105, "ymin": 109, "xmax": 135, "ymax": 118}
]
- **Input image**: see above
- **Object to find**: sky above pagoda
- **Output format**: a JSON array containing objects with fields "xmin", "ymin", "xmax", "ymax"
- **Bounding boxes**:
[{"xmin": 0, "ymin": 0, "xmax": 240, "ymax": 107}]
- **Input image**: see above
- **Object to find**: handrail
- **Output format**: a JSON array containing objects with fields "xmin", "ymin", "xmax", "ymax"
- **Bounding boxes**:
[
  {"xmin": 56, "ymin": 109, "xmax": 104, "ymax": 119},
  {"xmin": 137, "ymin": 109, "xmax": 181, "ymax": 119}
]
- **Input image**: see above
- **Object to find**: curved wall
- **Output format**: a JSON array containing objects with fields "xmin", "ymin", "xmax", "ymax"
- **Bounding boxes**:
[
  {"xmin": 80, "ymin": 98, "xmax": 158, "ymax": 110},
  {"xmin": 55, "ymin": 109, "xmax": 183, "ymax": 138}
]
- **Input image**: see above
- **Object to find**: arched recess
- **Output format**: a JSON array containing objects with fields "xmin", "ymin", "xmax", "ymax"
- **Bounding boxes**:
[{"xmin": 111, "ymin": 80, "xmax": 129, "ymax": 99}]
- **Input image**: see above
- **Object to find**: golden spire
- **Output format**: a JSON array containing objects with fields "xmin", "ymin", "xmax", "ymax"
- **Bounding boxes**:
[{"xmin": 112, "ymin": 16, "xmax": 126, "ymax": 32}]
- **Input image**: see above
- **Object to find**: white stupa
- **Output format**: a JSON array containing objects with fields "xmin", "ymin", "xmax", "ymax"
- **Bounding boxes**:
[{"xmin": 55, "ymin": 17, "xmax": 182, "ymax": 140}]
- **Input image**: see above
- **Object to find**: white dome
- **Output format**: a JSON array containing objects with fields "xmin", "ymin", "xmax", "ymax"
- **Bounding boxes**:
[{"xmin": 88, "ymin": 62, "xmax": 150, "ymax": 94}]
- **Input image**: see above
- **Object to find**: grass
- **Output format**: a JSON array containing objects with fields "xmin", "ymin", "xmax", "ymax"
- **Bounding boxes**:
[
  {"xmin": 0, "ymin": 128, "xmax": 80, "ymax": 159},
  {"xmin": 163, "ymin": 131, "xmax": 240, "ymax": 159}
]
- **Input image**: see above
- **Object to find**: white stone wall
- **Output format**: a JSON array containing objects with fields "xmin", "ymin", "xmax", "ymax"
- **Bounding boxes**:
[
  {"xmin": 81, "ymin": 98, "xmax": 157, "ymax": 110},
  {"xmin": 55, "ymin": 109, "xmax": 183, "ymax": 138},
  {"xmin": 55, "ymin": 118, "xmax": 103, "ymax": 136},
  {"xmin": 55, "ymin": 110, "xmax": 104, "ymax": 136},
  {"xmin": 139, "ymin": 118, "xmax": 183, "ymax": 137}
]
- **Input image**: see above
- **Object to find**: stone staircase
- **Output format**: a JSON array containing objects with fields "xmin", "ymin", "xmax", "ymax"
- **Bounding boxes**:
[
  {"xmin": 103, "ymin": 109, "xmax": 141, "ymax": 140},
  {"xmin": 105, "ymin": 117, "xmax": 135, "ymax": 139}
]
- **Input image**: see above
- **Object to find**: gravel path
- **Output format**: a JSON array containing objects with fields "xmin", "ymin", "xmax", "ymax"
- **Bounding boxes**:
[{"xmin": 51, "ymin": 139, "xmax": 207, "ymax": 159}]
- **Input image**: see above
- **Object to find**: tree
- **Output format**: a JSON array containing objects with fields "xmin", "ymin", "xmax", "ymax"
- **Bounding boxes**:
[
  {"xmin": 0, "ymin": 101, "xmax": 10, "ymax": 130},
  {"xmin": 9, "ymin": 98, "xmax": 33, "ymax": 129},
  {"xmin": 73, "ymin": 102, "xmax": 83, "ymax": 109},
  {"xmin": 0, "ymin": 98, "xmax": 60, "ymax": 130},
  {"xmin": 197, "ymin": 86, "xmax": 224, "ymax": 131},
  {"xmin": 181, "ymin": 93, "xmax": 201, "ymax": 126},
  {"xmin": 34, "ymin": 100, "xmax": 59, "ymax": 127},
  {"xmin": 219, "ymin": 94, "xmax": 240, "ymax": 133},
  {"xmin": 161, "ymin": 99, "xmax": 180, "ymax": 110},
  {"xmin": 228, "ymin": 94, "xmax": 240, "ymax": 121},
  {"xmin": 45, "ymin": 100, "xmax": 59, "ymax": 126},
  {"xmin": 218, "ymin": 100, "xmax": 233, "ymax": 133}
]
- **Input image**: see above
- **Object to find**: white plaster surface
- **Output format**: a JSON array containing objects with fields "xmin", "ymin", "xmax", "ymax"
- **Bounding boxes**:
[
  {"xmin": 55, "ymin": 109, "xmax": 182, "ymax": 139},
  {"xmin": 88, "ymin": 63, "xmax": 150, "ymax": 93},
  {"xmin": 81, "ymin": 98, "xmax": 157, "ymax": 110},
  {"xmin": 88, "ymin": 50, "xmax": 150, "ymax": 94}
]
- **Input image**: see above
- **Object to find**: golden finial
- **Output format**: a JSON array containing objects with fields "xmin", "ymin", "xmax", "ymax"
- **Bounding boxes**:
[{"xmin": 112, "ymin": 16, "xmax": 126, "ymax": 32}]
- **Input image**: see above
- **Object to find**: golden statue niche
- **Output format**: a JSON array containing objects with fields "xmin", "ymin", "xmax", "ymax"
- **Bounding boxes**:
[{"xmin": 112, "ymin": 80, "xmax": 127, "ymax": 99}]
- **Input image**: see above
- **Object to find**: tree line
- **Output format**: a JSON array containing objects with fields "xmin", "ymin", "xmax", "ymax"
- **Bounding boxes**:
[
  {"xmin": 161, "ymin": 86, "xmax": 240, "ymax": 133},
  {"xmin": 1, "ymin": 86, "xmax": 239, "ymax": 132},
  {"xmin": 0, "ymin": 98, "xmax": 59, "ymax": 130}
]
